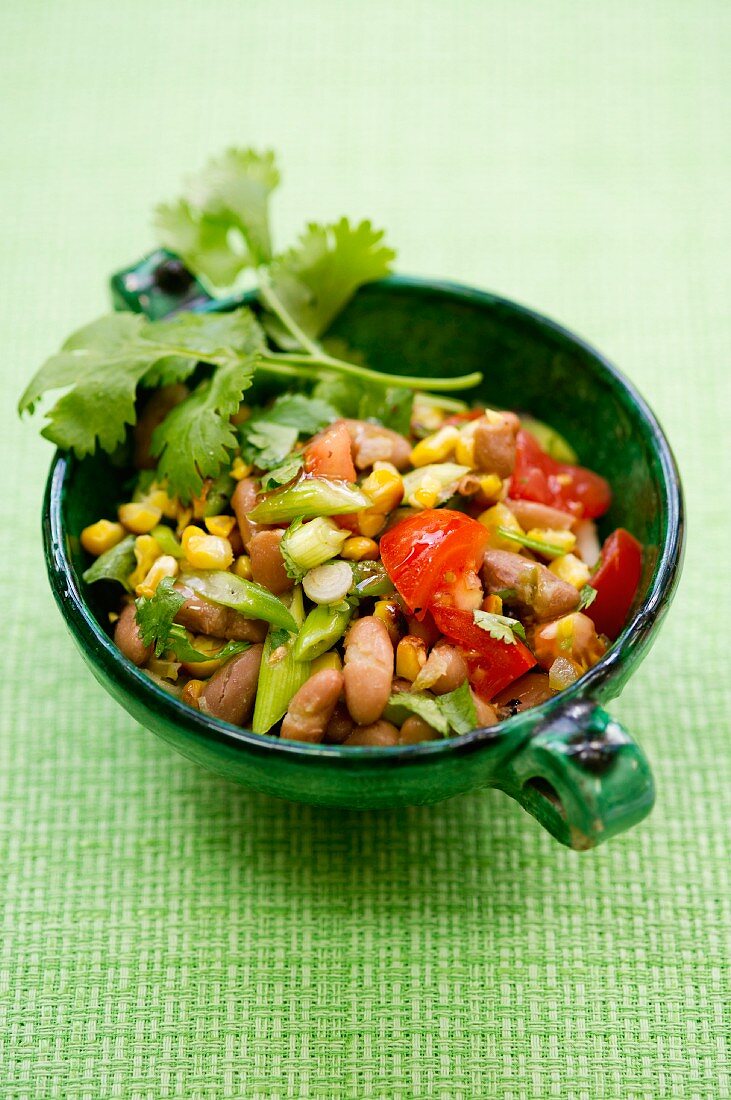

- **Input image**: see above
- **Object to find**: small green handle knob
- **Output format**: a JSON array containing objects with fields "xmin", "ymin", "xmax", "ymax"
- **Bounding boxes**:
[{"xmin": 498, "ymin": 700, "xmax": 655, "ymax": 849}]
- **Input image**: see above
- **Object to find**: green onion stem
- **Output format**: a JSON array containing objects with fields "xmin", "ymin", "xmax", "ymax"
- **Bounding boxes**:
[
  {"xmin": 293, "ymin": 603, "xmax": 352, "ymax": 662},
  {"xmin": 248, "ymin": 477, "xmax": 369, "ymax": 524},
  {"xmin": 496, "ymin": 527, "xmax": 567, "ymax": 558},
  {"xmin": 251, "ymin": 586, "xmax": 311, "ymax": 734},
  {"xmin": 180, "ymin": 568, "xmax": 298, "ymax": 632}
]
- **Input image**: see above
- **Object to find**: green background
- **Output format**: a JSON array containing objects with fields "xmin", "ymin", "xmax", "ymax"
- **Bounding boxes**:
[{"xmin": 1, "ymin": 3, "xmax": 729, "ymax": 1097}]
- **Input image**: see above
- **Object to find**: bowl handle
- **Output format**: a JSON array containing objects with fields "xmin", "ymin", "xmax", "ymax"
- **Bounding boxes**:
[{"xmin": 496, "ymin": 699, "xmax": 655, "ymax": 849}]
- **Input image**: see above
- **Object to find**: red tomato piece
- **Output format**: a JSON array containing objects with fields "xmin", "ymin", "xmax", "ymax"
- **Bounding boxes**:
[
  {"xmin": 585, "ymin": 528, "xmax": 643, "ymax": 641},
  {"xmin": 380, "ymin": 509, "xmax": 489, "ymax": 617},
  {"xmin": 509, "ymin": 430, "xmax": 611, "ymax": 519},
  {"xmin": 432, "ymin": 605, "xmax": 537, "ymax": 700},
  {"xmin": 304, "ymin": 420, "xmax": 356, "ymax": 481}
]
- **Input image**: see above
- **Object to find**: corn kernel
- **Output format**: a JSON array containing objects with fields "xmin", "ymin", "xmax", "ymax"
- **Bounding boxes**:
[
  {"xmin": 205, "ymin": 514, "xmax": 236, "ymax": 538},
  {"xmin": 135, "ymin": 554, "xmax": 179, "ymax": 598},
  {"xmin": 181, "ymin": 524, "xmax": 203, "ymax": 552},
  {"xmin": 455, "ymin": 421, "xmax": 479, "ymax": 467},
  {"xmin": 144, "ymin": 489, "xmax": 176, "ymax": 519},
  {"xmin": 409, "ymin": 425, "xmax": 460, "ymax": 467},
  {"xmin": 478, "ymin": 502, "xmax": 524, "ymax": 550},
  {"xmin": 412, "ymin": 483, "xmax": 439, "ymax": 509},
  {"xmin": 311, "ymin": 652, "xmax": 343, "ymax": 675},
  {"xmin": 340, "ymin": 536, "xmax": 379, "ymax": 561},
  {"xmin": 231, "ymin": 456, "xmax": 253, "ymax": 480},
  {"xmin": 118, "ymin": 501, "xmax": 163, "ymax": 535},
  {"xmin": 185, "ymin": 533, "xmax": 234, "ymax": 571},
  {"xmin": 357, "ymin": 513, "xmax": 387, "ymax": 538},
  {"xmin": 483, "ymin": 594, "xmax": 504, "ymax": 615},
  {"xmin": 372, "ymin": 461, "xmax": 400, "ymax": 476},
  {"xmin": 181, "ymin": 636, "xmax": 228, "ymax": 677},
  {"xmin": 396, "ymin": 635, "xmax": 428, "ymax": 682},
  {"xmin": 80, "ymin": 519, "xmax": 126, "ymax": 557},
  {"xmin": 373, "ymin": 599, "xmax": 402, "ymax": 647},
  {"xmin": 526, "ymin": 528, "xmax": 577, "ymax": 558},
  {"xmin": 181, "ymin": 679, "xmax": 205, "ymax": 707},
  {"xmin": 129, "ymin": 535, "xmax": 163, "ymax": 589},
  {"xmin": 478, "ymin": 474, "xmax": 504, "ymax": 503},
  {"xmin": 556, "ymin": 614, "xmax": 575, "ymax": 653},
  {"xmin": 549, "ymin": 552, "xmax": 591, "ymax": 589},
  {"xmin": 232, "ymin": 554, "xmax": 253, "ymax": 580},
  {"xmin": 360, "ymin": 468, "xmax": 404, "ymax": 514}
]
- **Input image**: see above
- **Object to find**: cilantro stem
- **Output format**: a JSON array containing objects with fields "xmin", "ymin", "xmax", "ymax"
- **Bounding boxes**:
[
  {"xmin": 267, "ymin": 352, "xmax": 482, "ymax": 393},
  {"xmin": 257, "ymin": 267, "xmax": 483, "ymax": 393}
]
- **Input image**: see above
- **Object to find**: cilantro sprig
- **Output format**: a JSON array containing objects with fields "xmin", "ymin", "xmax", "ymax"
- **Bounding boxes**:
[
  {"xmin": 135, "ymin": 577, "xmax": 249, "ymax": 664},
  {"xmin": 19, "ymin": 145, "xmax": 484, "ymax": 501}
]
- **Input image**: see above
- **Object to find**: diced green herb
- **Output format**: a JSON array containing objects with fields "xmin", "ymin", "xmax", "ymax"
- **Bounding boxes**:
[
  {"xmin": 260, "ymin": 452, "xmax": 304, "ymax": 489},
  {"xmin": 240, "ymin": 393, "xmax": 339, "ymax": 470},
  {"xmin": 384, "ymin": 682, "xmax": 478, "ymax": 737},
  {"xmin": 135, "ymin": 577, "xmax": 249, "ymax": 663},
  {"xmin": 82, "ymin": 534, "xmax": 136, "ymax": 591},
  {"xmin": 473, "ymin": 609, "xmax": 527, "ymax": 644},
  {"xmin": 578, "ymin": 583, "xmax": 598, "ymax": 610}
]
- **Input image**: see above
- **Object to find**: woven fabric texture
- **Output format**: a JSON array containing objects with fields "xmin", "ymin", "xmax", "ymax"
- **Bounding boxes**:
[{"xmin": 1, "ymin": 3, "xmax": 729, "ymax": 1097}]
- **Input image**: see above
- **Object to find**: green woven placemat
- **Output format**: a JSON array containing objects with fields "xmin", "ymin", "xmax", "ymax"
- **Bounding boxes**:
[{"xmin": 1, "ymin": 3, "xmax": 729, "ymax": 1097}]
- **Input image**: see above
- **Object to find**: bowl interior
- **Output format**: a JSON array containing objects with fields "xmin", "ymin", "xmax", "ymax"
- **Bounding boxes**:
[{"xmin": 58, "ymin": 276, "xmax": 679, "ymax": 712}]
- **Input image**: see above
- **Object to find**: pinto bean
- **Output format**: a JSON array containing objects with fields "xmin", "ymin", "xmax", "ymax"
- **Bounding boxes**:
[
  {"xmin": 421, "ymin": 642, "xmax": 469, "ymax": 695},
  {"xmin": 398, "ymin": 716, "xmax": 440, "ymax": 744},
  {"xmin": 528, "ymin": 612, "xmax": 607, "ymax": 671},
  {"xmin": 504, "ymin": 498, "xmax": 575, "ymax": 531},
  {"xmin": 471, "ymin": 690, "xmax": 498, "ymax": 727},
  {"xmin": 133, "ymin": 384, "xmax": 188, "ymax": 470},
  {"xmin": 345, "ymin": 720, "xmax": 400, "ymax": 746},
  {"xmin": 199, "ymin": 645, "xmax": 263, "ymax": 725},
  {"xmin": 174, "ymin": 584, "xmax": 267, "ymax": 642},
  {"xmin": 281, "ymin": 669, "xmax": 344, "ymax": 743},
  {"xmin": 324, "ymin": 701, "xmax": 355, "ymax": 744},
  {"xmin": 231, "ymin": 478, "xmax": 264, "ymax": 549},
  {"xmin": 483, "ymin": 549, "xmax": 579, "ymax": 622},
  {"xmin": 343, "ymin": 616, "xmax": 394, "ymax": 725},
  {"xmin": 114, "ymin": 602, "xmax": 153, "ymax": 666},
  {"xmin": 343, "ymin": 419, "xmax": 412, "ymax": 471},
  {"xmin": 473, "ymin": 412, "xmax": 520, "ymax": 477},
  {"xmin": 248, "ymin": 529, "xmax": 293, "ymax": 596},
  {"xmin": 492, "ymin": 671, "xmax": 553, "ymax": 716}
]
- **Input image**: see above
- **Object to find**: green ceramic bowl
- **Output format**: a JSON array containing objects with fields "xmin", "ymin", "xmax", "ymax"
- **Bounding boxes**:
[{"xmin": 43, "ymin": 261, "xmax": 684, "ymax": 849}]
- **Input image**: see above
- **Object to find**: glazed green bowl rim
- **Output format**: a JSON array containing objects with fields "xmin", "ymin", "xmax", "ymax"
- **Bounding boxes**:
[{"xmin": 44, "ymin": 275, "xmax": 684, "ymax": 766}]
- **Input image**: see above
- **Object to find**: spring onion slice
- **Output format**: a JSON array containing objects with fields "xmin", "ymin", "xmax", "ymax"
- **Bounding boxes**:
[
  {"xmin": 293, "ymin": 602, "xmax": 352, "ymax": 662},
  {"xmin": 248, "ymin": 477, "xmax": 369, "ymax": 523},
  {"xmin": 180, "ymin": 568, "xmax": 298, "ymax": 632},
  {"xmin": 251, "ymin": 586, "xmax": 310, "ymax": 734}
]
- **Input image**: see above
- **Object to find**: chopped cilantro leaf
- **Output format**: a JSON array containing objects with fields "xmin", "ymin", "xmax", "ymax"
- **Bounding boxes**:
[
  {"xmin": 473, "ymin": 610, "xmax": 527, "ymax": 644},
  {"xmin": 578, "ymin": 583, "xmax": 598, "ymax": 610},
  {"xmin": 135, "ymin": 576, "xmax": 249, "ymax": 663},
  {"xmin": 384, "ymin": 682, "xmax": 478, "ymax": 737},
  {"xmin": 82, "ymin": 535, "xmax": 136, "ymax": 591}
]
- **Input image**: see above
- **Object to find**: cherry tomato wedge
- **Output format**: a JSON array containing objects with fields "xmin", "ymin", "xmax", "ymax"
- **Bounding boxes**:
[
  {"xmin": 510, "ymin": 430, "xmax": 611, "ymax": 519},
  {"xmin": 304, "ymin": 420, "xmax": 356, "ymax": 482},
  {"xmin": 585, "ymin": 528, "xmax": 642, "ymax": 640},
  {"xmin": 380, "ymin": 509, "xmax": 489, "ymax": 618},
  {"xmin": 431, "ymin": 605, "xmax": 537, "ymax": 700}
]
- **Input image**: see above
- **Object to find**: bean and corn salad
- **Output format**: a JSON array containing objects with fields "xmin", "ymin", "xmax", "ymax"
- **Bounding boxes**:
[
  {"xmin": 78, "ymin": 393, "xmax": 643, "ymax": 746},
  {"xmin": 20, "ymin": 146, "xmax": 643, "ymax": 745}
]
